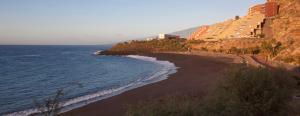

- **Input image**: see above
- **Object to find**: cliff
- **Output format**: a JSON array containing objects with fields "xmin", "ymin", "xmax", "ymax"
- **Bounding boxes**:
[
  {"xmin": 267, "ymin": 0, "xmax": 300, "ymax": 65},
  {"xmin": 101, "ymin": 39, "xmax": 188, "ymax": 55},
  {"xmin": 104, "ymin": 0, "xmax": 299, "ymax": 65},
  {"xmin": 187, "ymin": 0, "xmax": 299, "ymax": 65}
]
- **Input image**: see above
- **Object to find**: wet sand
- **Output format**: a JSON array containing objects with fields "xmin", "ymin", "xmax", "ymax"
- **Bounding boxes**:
[{"xmin": 62, "ymin": 53, "xmax": 241, "ymax": 116}]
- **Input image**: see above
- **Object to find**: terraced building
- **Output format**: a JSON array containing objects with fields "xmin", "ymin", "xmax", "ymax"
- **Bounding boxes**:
[{"xmin": 188, "ymin": 0, "xmax": 278, "ymax": 41}]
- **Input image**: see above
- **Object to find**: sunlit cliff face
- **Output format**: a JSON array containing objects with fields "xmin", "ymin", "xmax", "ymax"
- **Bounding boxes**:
[{"xmin": 188, "ymin": 0, "xmax": 279, "ymax": 41}]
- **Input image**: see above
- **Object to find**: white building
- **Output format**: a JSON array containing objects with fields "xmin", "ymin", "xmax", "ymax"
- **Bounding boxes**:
[{"xmin": 158, "ymin": 34, "xmax": 180, "ymax": 39}]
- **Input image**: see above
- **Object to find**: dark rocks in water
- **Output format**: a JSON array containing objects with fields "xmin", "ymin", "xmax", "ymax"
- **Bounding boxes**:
[
  {"xmin": 99, "ymin": 50, "xmax": 144, "ymax": 55},
  {"xmin": 94, "ymin": 51, "xmax": 102, "ymax": 55}
]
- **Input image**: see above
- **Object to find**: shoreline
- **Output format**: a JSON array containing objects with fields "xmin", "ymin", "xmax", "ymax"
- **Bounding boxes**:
[
  {"xmin": 58, "ymin": 55, "xmax": 179, "ymax": 114},
  {"xmin": 5, "ymin": 55, "xmax": 177, "ymax": 116},
  {"xmin": 62, "ymin": 52, "xmax": 242, "ymax": 116}
]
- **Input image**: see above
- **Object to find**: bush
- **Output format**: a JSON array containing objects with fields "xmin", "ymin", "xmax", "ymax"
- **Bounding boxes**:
[
  {"xmin": 107, "ymin": 39, "xmax": 188, "ymax": 54},
  {"xmin": 202, "ymin": 65, "xmax": 296, "ymax": 116},
  {"xmin": 261, "ymin": 39, "xmax": 282, "ymax": 58},
  {"xmin": 125, "ymin": 65, "xmax": 297, "ymax": 116}
]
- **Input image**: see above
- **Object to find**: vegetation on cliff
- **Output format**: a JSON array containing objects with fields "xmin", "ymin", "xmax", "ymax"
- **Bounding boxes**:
[
  {"xmin": 269, "ymin": 0, "xmax": 300, "ymax": 65},
  {"xmin": 187, "ymin": 38, "xmax": 300, "ymax": 65},
  {"xmin": 187, "ymin": 38, "xmax": 264, "ymax": 54},
  {"xmin": 102, "ymin": 39, "xmax": 188, "ymax": 55}
]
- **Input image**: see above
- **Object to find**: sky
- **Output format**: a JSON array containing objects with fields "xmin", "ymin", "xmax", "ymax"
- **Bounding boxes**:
[{"xmin": 0, "ymin": 0, "xmax": 265, "ymax": 45}]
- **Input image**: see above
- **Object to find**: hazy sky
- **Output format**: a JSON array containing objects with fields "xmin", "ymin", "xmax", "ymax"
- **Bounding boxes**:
[{"xmin": 0, "ymin": 0, "xmax": 265, "ymax": 45}]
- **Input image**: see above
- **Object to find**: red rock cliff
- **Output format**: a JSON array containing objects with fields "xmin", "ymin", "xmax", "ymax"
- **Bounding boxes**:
[{"xmin": 265, "ymin": 0, "xmax": 300, "ymax": 64}]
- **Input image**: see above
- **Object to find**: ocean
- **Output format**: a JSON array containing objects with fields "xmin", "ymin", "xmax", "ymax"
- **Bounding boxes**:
[{"xmin": 0, "ymin": 45, "xmax": 177, "ymax": 115}]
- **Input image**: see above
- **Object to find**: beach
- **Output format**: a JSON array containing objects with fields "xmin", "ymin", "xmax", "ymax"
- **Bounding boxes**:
[
  {"xmin": 1, "ymin": 0, "xmax": 299, "ymax": 115},
  {"xmin": 62, "ymin": 53, "xmax": 243, "ymax": 116}
]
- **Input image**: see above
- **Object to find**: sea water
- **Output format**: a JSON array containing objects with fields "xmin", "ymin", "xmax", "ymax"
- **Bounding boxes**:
[{"xmin": 0, "ymin": 45, "xmax": 177, "ymax": 115}]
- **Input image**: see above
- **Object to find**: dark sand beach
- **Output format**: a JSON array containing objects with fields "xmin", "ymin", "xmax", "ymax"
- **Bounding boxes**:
[{"xmin": 62, "ymin": 53, "xmax": 242, "ymax": 116}]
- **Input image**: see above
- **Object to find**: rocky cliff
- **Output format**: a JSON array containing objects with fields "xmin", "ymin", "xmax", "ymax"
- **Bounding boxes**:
[
  {"xmin": 188, "ymin": 0, "xmax": 300, "ymax": 65},
  {"xmin": 268, "ymin": 0, "xmax": 300, "ymax": 65}
]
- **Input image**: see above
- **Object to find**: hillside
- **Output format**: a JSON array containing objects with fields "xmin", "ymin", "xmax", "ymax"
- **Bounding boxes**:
[
  {"xmin": 269, "ymin": 0, "xmax": 300, "ymax": 65},
  {"xmin": 101, "ymin": 39, "xmax": 188, "ymax": 55},
  {"xmin": 187, "ymin": 0, "xmax": 300, "ymax": 65},
  {"xmin": 104, "ymin": 0, "xmax": 299, "ymax": 65}
]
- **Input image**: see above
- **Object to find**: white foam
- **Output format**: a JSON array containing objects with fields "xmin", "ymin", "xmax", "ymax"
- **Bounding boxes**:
[{"xmin": 5, "ymin": 55, "xmax": 177, "ymax": 116}]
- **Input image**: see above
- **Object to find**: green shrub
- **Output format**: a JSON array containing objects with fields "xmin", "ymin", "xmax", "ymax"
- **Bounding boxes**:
[
  {"xmin": 261, "ymin": 39, "xmax": 282, "ymax": 58},
  {"xmin": 202, "ymin": 65, "xmax": 296, "ymax": 116},
  {"xmin": 108, "ymin": 39, "xmax": 188, "ymax": 54}
]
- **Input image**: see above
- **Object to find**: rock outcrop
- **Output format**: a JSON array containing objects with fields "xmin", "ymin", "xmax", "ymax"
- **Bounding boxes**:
[{"xmin": 267, "ymin": 0, "xmax": 300, "ymax": 65}]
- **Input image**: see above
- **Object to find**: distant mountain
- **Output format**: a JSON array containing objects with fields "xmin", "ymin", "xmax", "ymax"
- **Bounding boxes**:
[{"xmin": 169, "ymin": 26, "xmax": 199, "ymax": 38}]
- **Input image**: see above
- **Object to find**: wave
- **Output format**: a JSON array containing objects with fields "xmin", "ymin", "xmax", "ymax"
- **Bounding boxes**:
[{"xmin": 5, "ymin": 55, "xmax": 177, "ymax": 116}]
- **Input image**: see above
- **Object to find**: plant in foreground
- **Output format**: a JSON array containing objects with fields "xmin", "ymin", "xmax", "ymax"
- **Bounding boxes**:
[
  {"xmin": 125, "ymin": 65, "xmax": 298, "ymax": 116},
  {"xmin": 202, "ymin": 65, "xmax": 296, "ymax": 116},
  {"xmin": 34, "ymin": 82, "xmax": 83, "ymax": 116}
]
